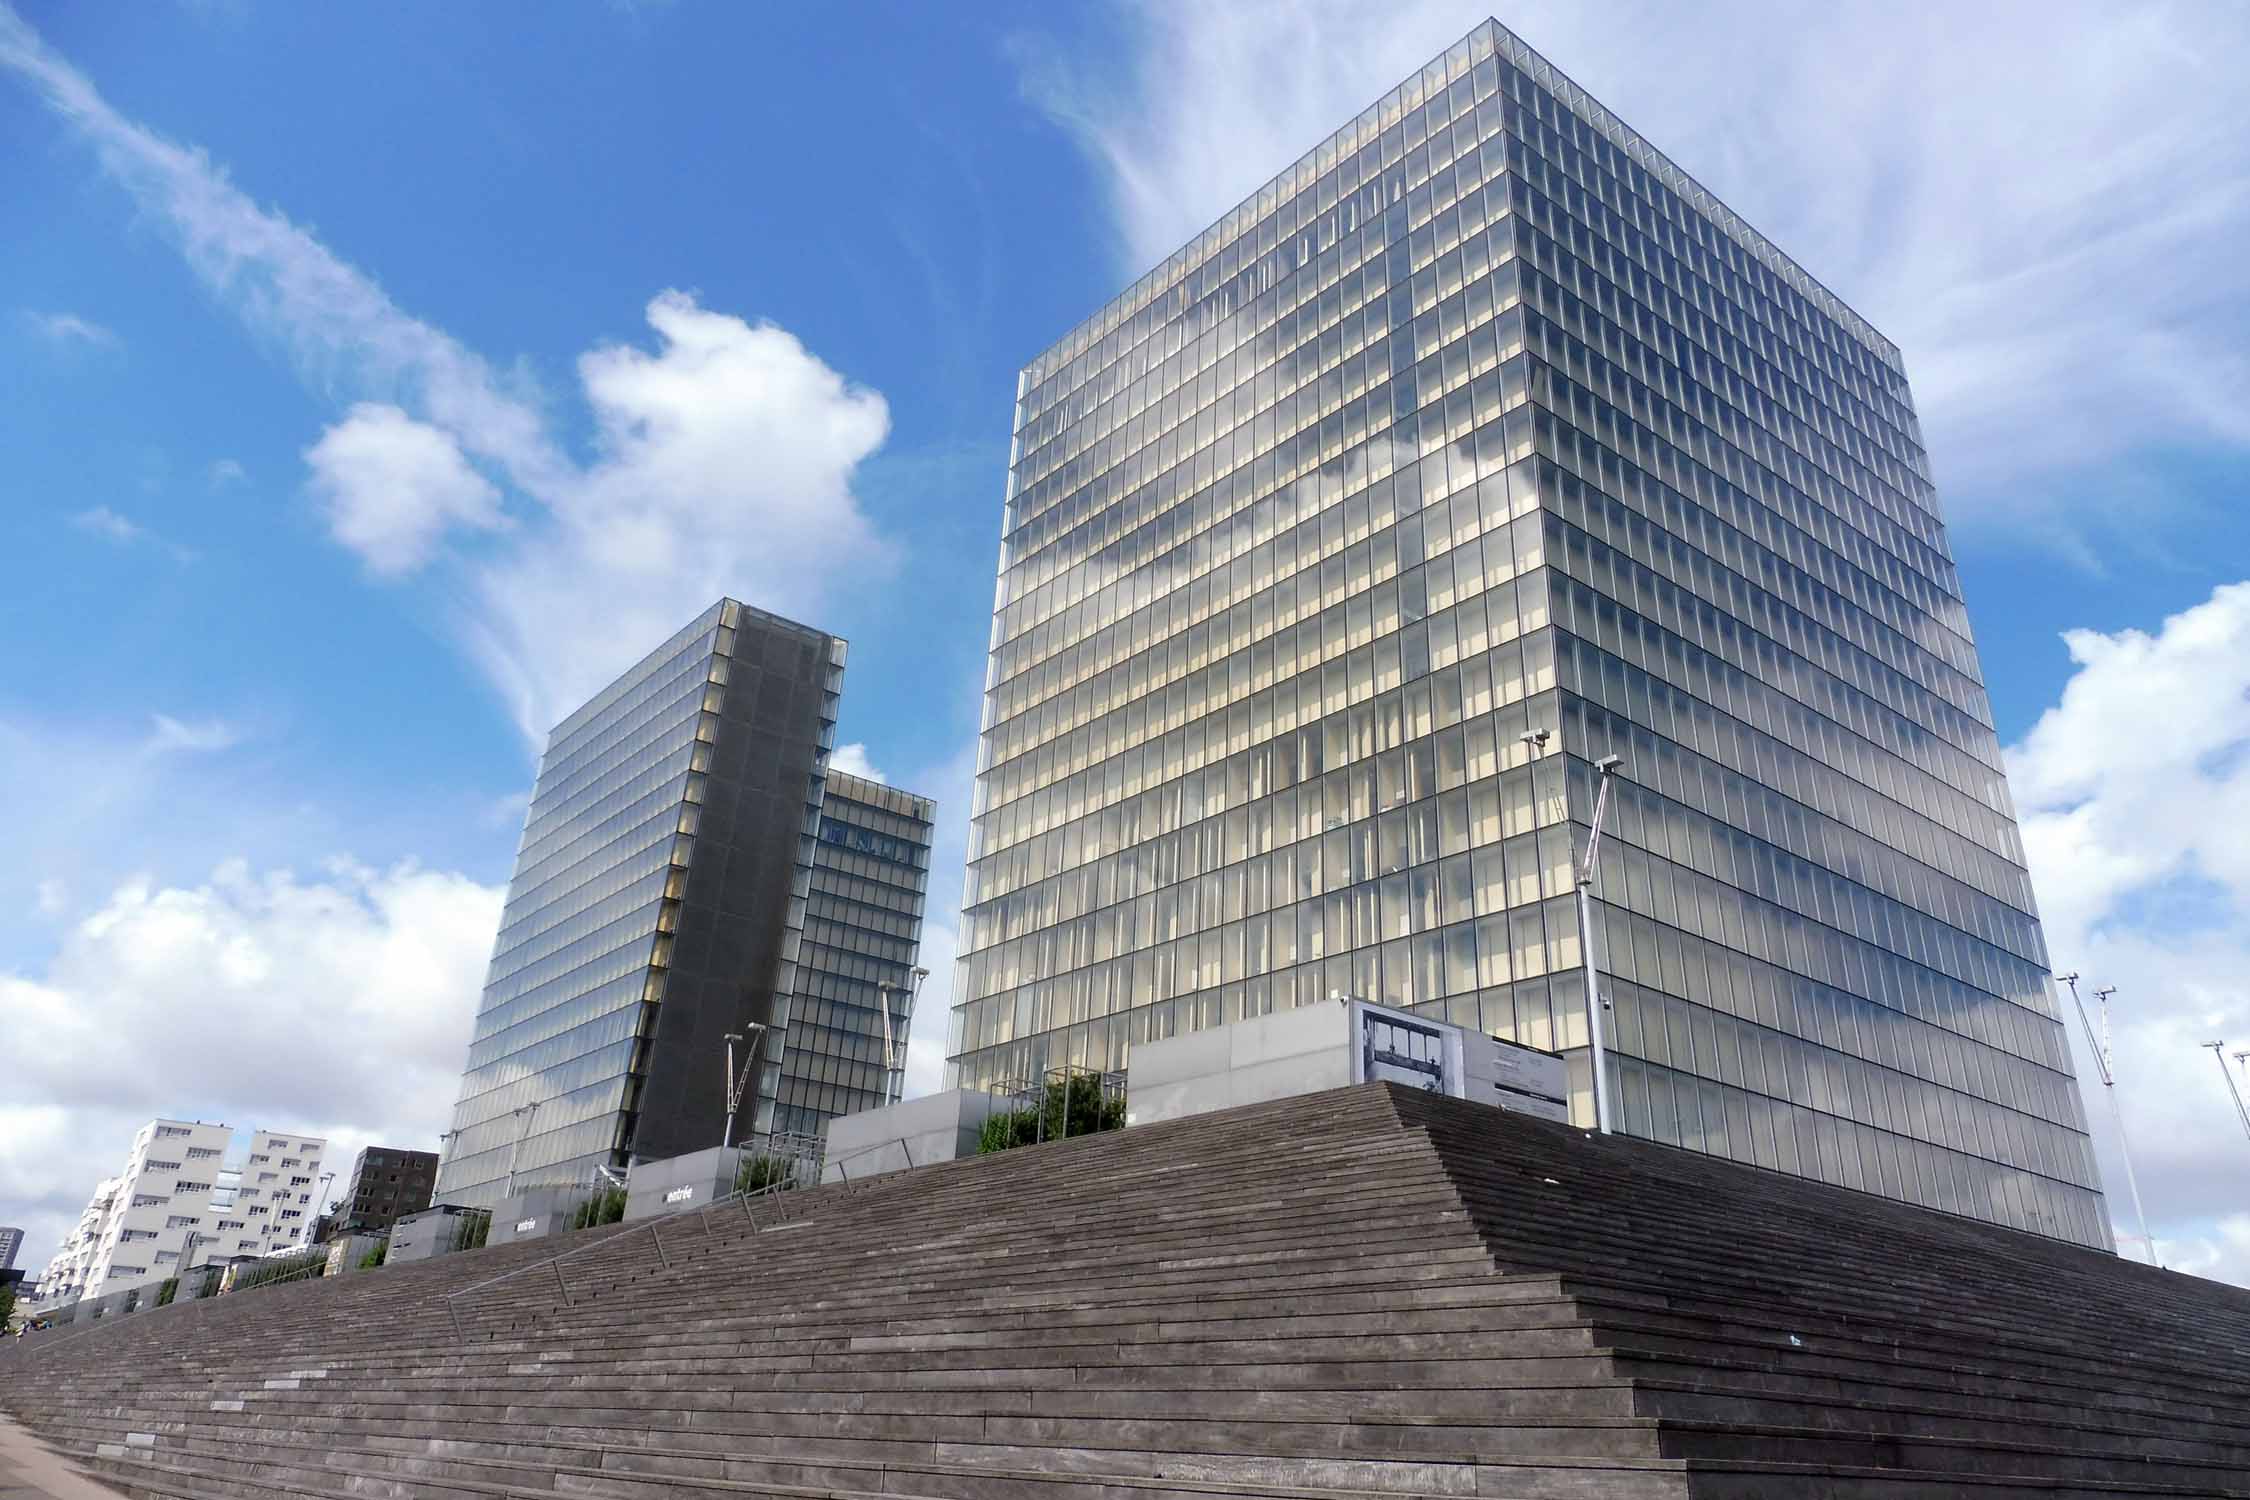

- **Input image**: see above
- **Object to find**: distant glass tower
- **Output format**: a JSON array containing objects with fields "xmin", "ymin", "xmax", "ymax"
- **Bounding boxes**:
[
  {"xmin": 951, "ymin": 20, "xmax": 2109, "ymax": 1246},
  {"xmin": 435, "ymin": 599, "xmax": 844, "ymax": 1208},
  {"xmin": 774, "ymin": 770, "xmax": 937, "ymax": 1135}
]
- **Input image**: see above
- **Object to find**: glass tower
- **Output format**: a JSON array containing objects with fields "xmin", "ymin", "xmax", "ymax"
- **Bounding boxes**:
[
  {"xmin": 950, "ymin": 20, "xmax": 2108, "ymax": 1247},
  {"xmin": 775, "ymin": 770, "xmax": 937, "ymax": 1135},
  {"xmin": 436, "ymin": 598, "xmax": 843, "ymax": 1208}
]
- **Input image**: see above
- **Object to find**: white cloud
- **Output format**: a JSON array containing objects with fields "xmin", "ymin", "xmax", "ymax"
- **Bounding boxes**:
[
  {"xmin": 304, "ymin": 403, "xmax": 508, "ymax": 576},
  {"xmin": 32, "ymin": 878, "xmax": 66, "ymax": 918},
  {"xmin": 145, "ymin": 713, "xmax": 240, "ymax": 755},
  {"xmin": 4, "ymin": 11, "xmax": 895, "ymax": 746},
  {"xmin": 2006, "ymin": 581, "xmax": 2250, "ymax": 1284},
  {"xmin": 1018, "ymin": 1, "xmax": 2250, "ymax": 536},
  {"xmin": 830, "ymin": 743, "xmax": 887, "ymax": 784},
  {"xmin": 207, "ymin": 457, "xmax": 246, "ymax": 488},
  {"xmin": 465, "ymin": 293, "xmax": 893, "ymax": 739},
  {"xmin": 0, "ymin": 858, "xmax": 501, "ymax": 1278},
  {"xmin": 24, "ymin": 309, "xmax": 116, "ymax": 346},
  {"xmin": 71, "ymin": 505, "xmax": 143, "ymax": 544}
]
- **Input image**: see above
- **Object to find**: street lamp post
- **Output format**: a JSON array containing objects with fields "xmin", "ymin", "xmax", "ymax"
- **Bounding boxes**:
[
  {"xmin": 875, "ymin": 966, "xmax": 932, "ymax": 1107},
  {"xmin": 2060, "ymin": 976, "xmax": 2158, "ymax": 1266},
  {"xmin": 722, "ymin": 1025, "xmax": 767, "ymax": 1150},
  {"xmin": 1522, "ymin": 731, "xmax": 1621, "ymax": 1134},
  {"xmin": 503, "ymin": 1101, "xmax": 542, "ymax": 1198},
  {"xmin": 2204, "ymin": 1041, "xmax": 2250, "ymax": 1143}
]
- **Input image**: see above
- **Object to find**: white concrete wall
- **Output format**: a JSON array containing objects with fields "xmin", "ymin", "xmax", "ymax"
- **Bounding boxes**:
[
  {"xmin": 1127, "ymin": 1000, "xmax": 1571, "ymax": 1126},
  {"xmin": 622, "ymin": 1148, "xmax": 739, "ymax": 1221},
  {"xmin": 1126, "ymin": 1001, "xmax": 1356, "ymax": 1127},
  {"xmin": 821, "ymin": 1090, "xmax": 1008, "ymax": 1182},
  {"xmin": 1461, "ymin": 1030, "xmax": 1571, "ymax": 1121}
]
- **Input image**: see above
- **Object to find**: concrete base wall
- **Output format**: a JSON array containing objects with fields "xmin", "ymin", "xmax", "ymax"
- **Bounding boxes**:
[
  {"xmin": 323, "ymin": 1232, "xmax": 388, "ymax": 1276},
  {"xmin": 389, "ymin": 1207, "xmax": 482, "ymax": 1264},
  {"xmin": 489, "ymin": 1186, "xmax": 589, "ymax": 1244},
  {"xmin": 1128, "ymin": 1002, "xmax": 1356, "ymax": 1127},
  {"xmin": 1460, "ymin": 1028, "xmax": 1571, "ymax": 1121},
  {"xmin": 1127, "ymin": 1000, "xmax": 1569, "ymax": 1126},
  {"xmin": 821, "ymin": 1091, "xmax": 1008, "ymax": 1183},
  {"xmin": 623, "ymin": 1149, "xmax": 737, "ymax": 1222}
]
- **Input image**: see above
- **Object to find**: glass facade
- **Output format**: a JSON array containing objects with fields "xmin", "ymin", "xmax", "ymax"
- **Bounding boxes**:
[
  {"xmin": 435, "ymin": 598, "xmax": 842, "ymax": 1208},
  {"xmin": 949, "ymin": 20, "xmax": 2109, "ymax": 1248},
  {"xmin": 776, "ymin": 771, "xmax": 936, "ymax": 1135}
]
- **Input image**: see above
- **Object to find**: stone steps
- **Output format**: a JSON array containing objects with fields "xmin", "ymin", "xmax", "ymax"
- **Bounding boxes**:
[{"xmin": 10, "ymin": 1082, "xmax": 2250, "ymax": 1499}]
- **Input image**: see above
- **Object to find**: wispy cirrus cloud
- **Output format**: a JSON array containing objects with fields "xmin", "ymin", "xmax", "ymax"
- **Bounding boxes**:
[
  {"xmin": 24, "ymin": 309, "xmax": 117, "ymax": 347},
  {"xmin": 1, "ymin": 4, "xmax": 895, "ymax": 746},
  {"xmin": 69, "ymin": 504, "xmax": 194, "ymax": 562},
  {"xmin": 145, "ymin": 714, "xmax": 241, "ymax": 756},
  {"xmin": 70, "ymin": 505, "xmax": 145, "ymax": 544},
  {"xmin": 1016, "ymin": 1, "xmax": 2250, "ymax": 537}
]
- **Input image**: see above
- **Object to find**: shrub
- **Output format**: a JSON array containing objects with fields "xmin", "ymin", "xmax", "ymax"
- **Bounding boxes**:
[
  {"xmin": 155, "ymin": 1277, "xmax": 179, "ymax": 1307},
  {"xmin": 227, "ymin": 1249, "xmax": 328, "ymax": 1293},
  {"xmin": 357, "ymin": 1242, "xmax": 388, "ymax": 1270},
  {"xmin": 568, "ymin": 1188, "xmax": 627, "ymax": 1229},
  {"xmin": 977, "ymin": 1076, "xmax": 1125, "ymax": 1154},
  {"xmin": 735, "ymin": 1153, "xmax": 799, "ymax": 1195}
]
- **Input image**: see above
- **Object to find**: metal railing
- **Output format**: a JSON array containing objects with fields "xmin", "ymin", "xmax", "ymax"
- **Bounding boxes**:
[{"xmin": 440, "ymin": 1134, "xmax": 916, "ymax": 1343}]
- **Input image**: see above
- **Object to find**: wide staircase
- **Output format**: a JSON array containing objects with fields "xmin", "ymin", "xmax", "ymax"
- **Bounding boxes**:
[{"xmin": 0, "ymin": 1081, "xmax": 2244, "ymax": 1499}]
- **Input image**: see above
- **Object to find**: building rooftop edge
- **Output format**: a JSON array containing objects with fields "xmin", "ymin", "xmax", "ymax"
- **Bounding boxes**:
[
  {"xmin": 826, "ymin": 767, "xmax": 937, "ymax": 819},
  {"xmin": 546, "ymin": 596, "xmax": 845, "ymax": 748},
  {"xmin": 1023, "ymin": 16, "xmax": 1899, "ymax": 386}
]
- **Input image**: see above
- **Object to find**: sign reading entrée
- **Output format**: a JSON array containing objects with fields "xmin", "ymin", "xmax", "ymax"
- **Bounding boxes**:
[
  {"xmin": 515, "ymin": 1219, "xmax": 537, "ymax": 1233},
  {"xmin": 664, "ymin": 1185, "xmax": 695, "ymax": 1204}
]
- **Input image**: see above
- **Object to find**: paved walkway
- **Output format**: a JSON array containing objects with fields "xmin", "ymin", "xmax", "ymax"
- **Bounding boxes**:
[{"xmin": 0, "ymin": 1416, "xmax": 124, "ymax": 1500}]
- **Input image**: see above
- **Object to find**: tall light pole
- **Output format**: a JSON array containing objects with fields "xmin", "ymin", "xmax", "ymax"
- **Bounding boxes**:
[
  {"xmin": 503, "ymin": 1101, "xmax": 541, "ymax": 1198},
  {"xmin": 722, "ymin": 1025, "xmax": 767, "ymax": 1149},
  {"xmin": 2204, "ymin": 1041, "xmax": 2250, "ymax": 1142},
  {"xmin": 875, "ymin": 966, "xmax": 932, "ymax": 1107},
  {"xmin": 2060, "ymin": 976, "xmax": 2157, "ymax": 1266},
  {"xmin": 1523, "ymin": 731, "xmax": 1620, "ymax": 1134}
]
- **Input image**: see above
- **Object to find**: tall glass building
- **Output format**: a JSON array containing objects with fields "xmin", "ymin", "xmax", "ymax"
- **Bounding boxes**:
[
  {"xmin": 775, "ymin": 771, "xmax": 937, "ymax": 1135},
  {"xmin": 950, "ymin": 20, "xmax": 2109, "ymax": 1247},
  {"xmin": 435, "ymin": 599, "xmax": 845, "ymax": 1208}
]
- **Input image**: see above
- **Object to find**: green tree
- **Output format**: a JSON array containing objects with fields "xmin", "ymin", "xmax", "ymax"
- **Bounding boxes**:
[
  {"xmin": 736, "ymin": 1154, "xmax": 799, "ymax": 1194},
  {"xmin": 978, "ymin": 1076, "xmax": 1125, "ymax": 1154},
  {"xmin": 568, "ymin": 1188, "xmax": 627, "ymax": 1229}
]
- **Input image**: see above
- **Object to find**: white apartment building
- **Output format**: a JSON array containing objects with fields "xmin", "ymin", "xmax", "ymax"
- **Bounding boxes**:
[
  {"xmin": 35, "ymin": 1120, "xmax": 328, "ymax": 1304},
  {"xmin": 81, "ymin": 1118, "xmax": 231, "ymax": 1297},
  {"xmin": 215, "ymin": 1128, "xmax": 327, "ymax": 1261},
  {"xmin": 36, "ymin": 1176, "xmax": 120, "ymax": 1305}
]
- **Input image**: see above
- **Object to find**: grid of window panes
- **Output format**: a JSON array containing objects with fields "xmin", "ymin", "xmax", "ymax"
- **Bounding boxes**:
[
  {"xmin": 950, "ymin": 20, "xmax": 2105, "ymax": 1247},
  {"xmin": 436, "ymin": 602, "xmax": 733, "ymax": 1208},
  {"xmin": 774, "ymin": 773, "xmax": 935, "ymax": 1135}
]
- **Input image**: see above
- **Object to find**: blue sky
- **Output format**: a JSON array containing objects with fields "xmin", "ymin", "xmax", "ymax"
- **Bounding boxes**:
[{"xmin": 4, "ymin": 2, "xmax": 2247, "ymax": 1284}]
